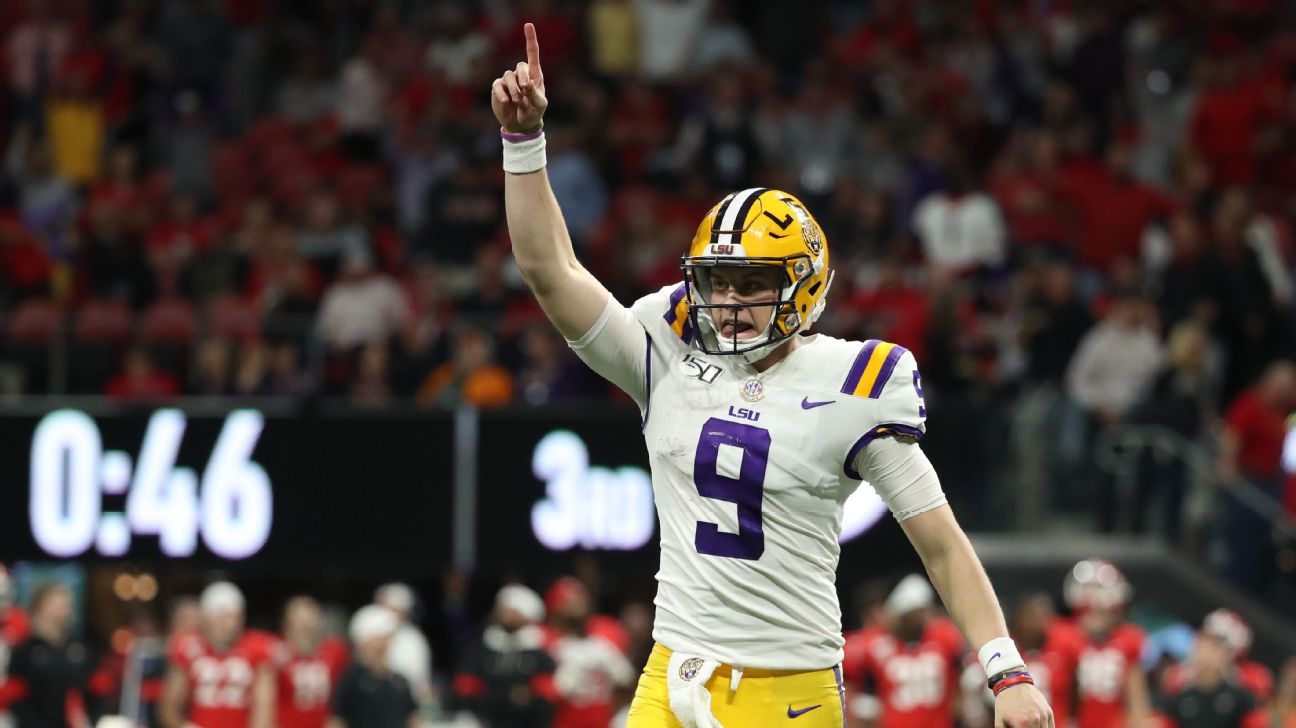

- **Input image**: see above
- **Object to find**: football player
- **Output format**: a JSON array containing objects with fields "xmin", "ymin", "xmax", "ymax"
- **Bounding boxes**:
[
  {"xmin": 1057, "ymin": 560, "xmax": 1152, "ymax": 728},
  {"xmin": 159, "ymin": 582, "xmax": 276, "ymax": 728},
  {"xmin": 276, "ymin": 597, "xmax": 349, "ymax": 728},
  {"xmin": 843, "ymin": 575, "xmax": 965, "ymax": 728},
  {"xmin": 0, "ymin": 565, "xmax": 31, "ymax": 726},
  {"xmin": 491, "ymin": 22, "xmax": 1053, "ymax": 728}
]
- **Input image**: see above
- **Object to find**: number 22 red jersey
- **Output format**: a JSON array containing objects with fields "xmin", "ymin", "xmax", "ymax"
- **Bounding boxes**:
[
  {"xmin": 275, "ymin": 637, "xmax": 349, "ymax": 728},
  {"xmin": 169, "ymin": 630, "xmax": 276, "ymax": 728},
  {"xmin": 843, "ymin": 618, "xmax": 965, "ymax": 728}
]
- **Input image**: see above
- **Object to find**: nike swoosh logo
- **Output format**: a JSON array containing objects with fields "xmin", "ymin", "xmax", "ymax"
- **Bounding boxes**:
[
  {"xmin": 985, "ymin": 651, "xmax": 1002, "ymax": 669},
  {"xmin": 801, "ymin": 397, "xmax": 834, "ymax": 409},
  {"xmin": 788, "ymin": 704, "xmax": 822, "ymax": 718}
]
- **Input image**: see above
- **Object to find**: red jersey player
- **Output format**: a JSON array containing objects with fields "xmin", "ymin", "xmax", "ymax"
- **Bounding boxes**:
[
  {"xmin": 276, "ymin": 596, "xmax": 349, "ymax": 728},
  {"xmin": 0, "ymin": 565, "xmax": 32, "ymax": 718},
  {"xmin": 1061, "ymin": 559, "xmax": 1153, "ymax": 728},
  {"xmin": 843, "ymin": 575, "xmax": 966, "ymax": 728},
  {"xmin": 159, "ymin": 582, "xmax": 276, "ymax": 728},
  {"xmin": 1161, "ymin": 609, "xmax": 1273, "ymax": 702}
]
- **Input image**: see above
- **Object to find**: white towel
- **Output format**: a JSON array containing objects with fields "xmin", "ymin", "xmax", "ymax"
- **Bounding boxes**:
[{"xmin": 666, "ymin": 651, "xmax": 725, "ymax": 728}]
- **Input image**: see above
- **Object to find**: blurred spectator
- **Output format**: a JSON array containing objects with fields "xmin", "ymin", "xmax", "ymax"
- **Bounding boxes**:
[
  {"xmin": 912, "ymin": 165, "xmax": 1008, "ymax": 276},
  {"xmin": 315, "ymin": 250, "xmax": 406, "ymax": 351},
  {"xmin": 587, "ymin": 0, "xmax": 638, "ymax": 77},
  {"xmin": 1161, "ymin": 609, "xmax": 1273, "ymax": 704},
  {"xmin": 275, "ymin": 49, "xmax": 337, "ymax": 125},
  {"xmin": 990, "ymin": 130, "xmax": 1073, "ymax": 250},
  {"xmin": 1188, "ymin": 55, "xmax": 1269, "ymax": 187},
  {"xmin": 82, "ymin": 206, "xmax": 155, "ymax": 308},
  {"xmin": 8, "ymin": 582, "xmax": 92, "ymax": 728},
  {"xmin": 690, "ymin": 1, "xmax": 755, "ymax": 71},
  {"xmin": 452, "ymin": 585, "xmax": 556, "ymax": 728},
  {"xmin": 5, "ymin": 128, "xmax": 77, "ymax": 268},
  {"xmin": 417, "ymin": 327, "xmax": 514, "ymax": 408},
  {"xmin": 330, "ymin": 606, "xmax": 416, "ymax": 728},
  {"xmin": 336, "ymin": 35, "xmax": 387, "ymax": 162},
  {"xmin": 188, "ymin": 337, "xmax": 233, "ymax": 396},
  {"xmin": 674, "ymin": 75, "xmax": 761, "ymax": 192},
  {"xmin": 515, "ymin": 328, "xmax": 596, "ymax": 405},
  {"xmin": 1022, "ymin": 257, "xmax": 1092, "ymax": 386},
  {"xmin": 153, "ymin": 0, "xmax": 230, "ymax": 99},
  {"xmin": 546, "ymin": 127, "xmax": 608, "ymax": 245},
  {"xmin": 5, "ymin": 1, "xmax": 71, "ymax": 123},
  {"xmin": 1129, "ymin": 321, "xmax": 1215, "ymax": 544},
  {"xmin": 0, "ymin": 212, "xmax": 52, "ymax": 306},
  {"xmin": 422, "ymin": 160, "xmax": 502, "ymax": 264},
  {"xmin": 1065, "ymin": 292, "xmax": 1164, "ymax": 528},
  {"xmin": 373, "ymin": 584, "xmax": 434, "ymax": 715},
  {"xmin": 104, "ymin": 347, "xmax": 181, "ymax": 401},
  {"xmin": 348, "ymin": 342, "xmax": 392, "ymax": 407},
  {"xmin": 165, "ymin": 90, "xmax": 214, "ymax": 201},
  {"xmin": 296, "ymin": 192, "xmax": 369, "ymax": 278},
  {"xmin": 147, "ymin": 194, "xmax": 212, "ymax": 295},
  {"xmin": 1218, "ymin": 360, "xmax": 1296, "ymax": 592},
  {"xmin": 1156, "ymin": 622, "xmax": 1264, "ymax": 728},
  {"xmin": 248, "ymin": 224, "xmax": 321, "ymax": 325},
  {"xmin": 252, "ymin": 341, "xmax": 312, "ymax": 397},
  {"xmin": 457, "ymin": 247, "xmax": 514, "ymax": 319},
  {"xmin": 1060, "ymin": 140, "xmax": 1176, "ymax": 275},
  {"xmin": 422, "ymin": 5, "xmax": 491, "ymax": 87},
  {"xmin": 632, "ymin": 0, "xmax": 708, "ymax": 81},
  {"xmin": 542, "ymin": 578, "xmax": 633, "ymax": 728}
]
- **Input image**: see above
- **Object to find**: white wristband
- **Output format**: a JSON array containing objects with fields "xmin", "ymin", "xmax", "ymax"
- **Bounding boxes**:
[
  {"xmin": 501, "ymin": 128, "xmax": 546, "ymax": 174},
  {"xmin": 978, "ymin": 637, "xmax": 1026, "ymax": 679}
]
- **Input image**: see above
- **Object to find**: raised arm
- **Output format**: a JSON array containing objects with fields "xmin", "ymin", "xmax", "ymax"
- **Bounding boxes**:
[{"xmin": 492, "ymin": 23, "xmax": 610, "ymax": 341}]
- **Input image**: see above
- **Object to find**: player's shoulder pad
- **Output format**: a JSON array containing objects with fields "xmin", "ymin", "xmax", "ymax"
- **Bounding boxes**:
[
  {"xmin": 838, "ymin": 340, "xmax": 927, "ymax": 442},
  {"xmin": 631, "ymin": 283, "xmax": 697, "ymax": 347}
]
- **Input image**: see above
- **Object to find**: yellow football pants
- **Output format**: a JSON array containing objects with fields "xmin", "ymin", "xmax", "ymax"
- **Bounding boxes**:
[{"xmin": 626, "ymin": 643, "xmax": 845, "ymax": 727}]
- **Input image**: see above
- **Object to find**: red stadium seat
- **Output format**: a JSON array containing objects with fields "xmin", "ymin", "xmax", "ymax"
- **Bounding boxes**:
[
  {"xmin": 7, "ymin": 299, "xmax": 64, "ymax": 342},
  {"xmin": 139, "ymin": 298, "xmax": 197, "ymax": 343},
  {"xmin": 74, "ymin": 299, "xmax": 133, "ymax": 343},
  {"xmin": 206, "ymin": 294, "xmax": 263, "ymax": 340}
]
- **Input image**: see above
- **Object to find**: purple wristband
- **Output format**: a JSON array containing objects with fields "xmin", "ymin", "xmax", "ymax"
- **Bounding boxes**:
[{"xmin": 501, "ymin": 127, "xmax": 544, "ymax": 143}]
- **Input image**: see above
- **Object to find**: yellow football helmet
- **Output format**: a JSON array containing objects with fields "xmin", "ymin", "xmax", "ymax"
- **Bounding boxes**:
[{"xmin": 681, "ymin": 187, "xmax": 833, "ymax": 360}]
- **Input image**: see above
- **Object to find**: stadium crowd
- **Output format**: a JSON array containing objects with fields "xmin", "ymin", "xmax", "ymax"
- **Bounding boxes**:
[
  {"xmin": 0, "ymin": 563, "xmax": 1295, "ymax": 728},
  {"xmin": 4, "ymin": 0, "xmax": 1295, "ymax": 604},
  {"xmin": 2, "ymin": 0, "xmax": 1296, "ymax": 721}
]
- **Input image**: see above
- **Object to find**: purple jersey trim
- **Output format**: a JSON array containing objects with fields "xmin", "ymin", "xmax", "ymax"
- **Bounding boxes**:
[
  {"xmin": 868, "ymin": 344, "xmax": 908, "ymax": 399},
  {"xmin": 833, "ymin": 664, "xmax": 846, "ymax": 728},
  {"xmin": 641, "ymin": 332, "xmax": 652, "ymax": 430},
  {"xmin": 842, "ymin": 423, "xmax": 926, "ymax": 480},
  {"xmin": 500, "ymin": 127, "xmax": 544, "ymax": 142},
  {"xmin": 663, "ymin": 283, "xmax": 687, "ymax": 325},
  {"xmin": 841, "ymin": 340, "xmax": 879, "ymax": 394}
]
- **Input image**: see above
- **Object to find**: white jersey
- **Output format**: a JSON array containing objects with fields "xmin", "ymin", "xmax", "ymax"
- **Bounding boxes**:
[{"xmin": 569, "ymin": 284, "xmax": 939, "ymax": 670}]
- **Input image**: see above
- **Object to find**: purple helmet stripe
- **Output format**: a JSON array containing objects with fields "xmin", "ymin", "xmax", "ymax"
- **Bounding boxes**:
[
  {"xmin": 867, "ymin": 344, "xmax": 908, "ymax": 399},
  {"xmin": 841, "ymin": 340, "xmax": 878, "ymax": 394}
]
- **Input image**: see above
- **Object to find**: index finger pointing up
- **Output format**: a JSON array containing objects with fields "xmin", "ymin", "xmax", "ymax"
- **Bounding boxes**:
[{"xmin": 525, "ymin": 22, "xmax": 541, "ymax": 74}]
